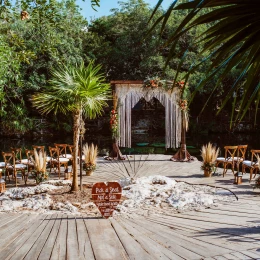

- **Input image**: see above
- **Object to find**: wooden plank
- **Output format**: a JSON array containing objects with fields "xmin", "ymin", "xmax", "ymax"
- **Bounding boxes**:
[
  {"xmin": 85, "ymin": 218, "xmax": 129, "ymax": 260},
  {"xmin": 230, "ymin": 251, "xmax": 253, "ymax": 259},
  {"xmin": 240, "ymin": 250, "xmax": 260, "ymax": 259},
  {"xmin": 0, "ymin": 214, "xmax": 34, "ymax": 248},
  {"xmin": 214, "ymin": 256, "xmax": 229, "ymax": 260},
  {"xmin": 145, "ymin": 215, "xmax": 259, "ymax": 250},
  {"xmin": 77, "ymin": 216, "xmax": 95, "ymax": 260},
  {"xmin": 50, "ymin": 214, "xmax": 68, "ymax": 260},
  {"xmin": 67, "ymin": 216, "xmax": 80, "ymax": 260},
  {"xmin": 222, "ymin": 253, "xmax": 243, "ymax": 260},
  {"xmin": 0, "ymin": 214, "xmax": 22, "ymax": 230},
  {"xmin": 117, "ymin": 217, "xmax": 182, "ymax": 260},
  {"xmin": 125, "ymin": 216, "xmax": 206, "ymax": 259},
  {"xmin": 0, "ymin": 214, "xmax": 48, "ymax": 260},
  {"xmin": 37, "ymin": 214, "xmax": 62, "ymax": 260},
  {"xmin": 148, "ymin": 213, "xmax": 260, "ymax": 243},
  {"xmin": 23, "ymin": 214, "xmax": 58, "ymax": 260},
  {"xmin": 127, "ymin": 216, "xmax": 232, "ymax": 258},
  {"xmin": 249, "ymin": 248, "xmax": 260, "ymax": 256},
  {"xmin": 110, "ymin": 218, "xmax": 153, "ymax": 260}
]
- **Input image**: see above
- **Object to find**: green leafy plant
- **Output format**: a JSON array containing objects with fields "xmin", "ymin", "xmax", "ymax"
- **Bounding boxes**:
[
  {"xmin": 31, "ymin": 61, "xmax": 110, "ymax": 191},
  {"xmin": 110, "ymin": 109, "xmax": 119, "ymax": 139},
  {"xmin": 151, "ymin": 0, "xmax": 260, "ymax": 125}
]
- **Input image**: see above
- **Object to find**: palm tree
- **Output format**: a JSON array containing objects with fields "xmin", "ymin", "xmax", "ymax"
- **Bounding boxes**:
[
  {"xmin": 152, "ymin": 0, "xmax": 260, "ymax": 124},
  {"xmin": 31, "ymin": 61, "xmax": 110, "ymax": 191}
]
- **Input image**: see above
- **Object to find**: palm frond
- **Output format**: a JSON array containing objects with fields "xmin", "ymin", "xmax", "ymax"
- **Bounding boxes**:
[{"xmin": 151, "ymin": 0, "xmax": 260, "ymax": 123}]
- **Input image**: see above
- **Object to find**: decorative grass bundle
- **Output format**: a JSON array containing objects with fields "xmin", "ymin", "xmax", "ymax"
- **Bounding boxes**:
[
  {"xmin": 83, "ymin": 143, "xmax": 98, "ymax": 173},
  {"xmin": 33, "ymin": 149, "xmax": 47, "ymax": 173},
  {"xmin": 201, "ymin": 142, "xmax": 219, "ymax": 172},
  {"xmin": 32, "ymin": 149, "xmax": 48, "ymax": 183}
]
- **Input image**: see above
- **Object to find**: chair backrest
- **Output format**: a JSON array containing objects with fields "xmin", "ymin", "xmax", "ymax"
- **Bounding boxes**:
[
  {"xmin": 250, "ymin": 150, "xmax": 260, "ymax": 166},
  {"xmin": 25, "ymin": 149, "xmax": 35, "ymax": 164},
  {"xmin": 68, "ymin": 145, "xmax": 74, "ymax": 154},
  {"xmin": 54, "ymin": 143, "xmax": 67, "ymax": 158},
  {"xmin": 224, "ymin": 146, "xmax": 238, "ymax": 160},
  {"xmin": 49, "ymin": 147, "xmax": 60, "ymax": 160},
  {"xmin": 10, "ymin": 147, "xmax": 22, "ymax": 163},
  {"xmin": 32, "ymin": 145, "xmax": 45, "ymax": 154},
  {"xmin": 237, "ymin": 145, "xmax": 248, "ymax": 160},
  {"xmin": 2, "ymin": 152, "xmax": 15, "ymax": 169}
]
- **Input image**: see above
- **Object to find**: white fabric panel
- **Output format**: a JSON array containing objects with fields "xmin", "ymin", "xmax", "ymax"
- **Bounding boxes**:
[{"xmin": 115, "ymin": 84, "xmax": 181, "ymax": 148}]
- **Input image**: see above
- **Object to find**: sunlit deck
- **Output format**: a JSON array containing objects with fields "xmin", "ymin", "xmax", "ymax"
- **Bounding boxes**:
[{"xmin": 1, "ymin": 154, "xmax": 260, "ymax": 260}]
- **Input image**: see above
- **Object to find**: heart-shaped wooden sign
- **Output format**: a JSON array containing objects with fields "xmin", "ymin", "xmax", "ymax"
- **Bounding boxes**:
[{"xmin": 92, "ymin": 182, "xmax": 122, "ymax": 218}]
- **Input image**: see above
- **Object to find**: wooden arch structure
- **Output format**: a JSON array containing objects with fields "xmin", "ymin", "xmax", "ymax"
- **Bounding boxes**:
[{"xmin": 111, "ymin": 81, "xmax": 182, "ymax": 149}]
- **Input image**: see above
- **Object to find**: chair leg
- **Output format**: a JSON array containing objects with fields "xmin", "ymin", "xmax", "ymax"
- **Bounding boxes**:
[
  {"xmin": 232, "ymin": 163, "xmax": 235, "ymax": 175},
  {"xmin": 223, "ymin": 163, "xmax": 227, "ymax": 177}
]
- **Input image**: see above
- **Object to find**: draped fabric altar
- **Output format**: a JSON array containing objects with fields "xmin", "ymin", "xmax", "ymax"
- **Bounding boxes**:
[{"xmin": 114, "ymin": 83, "xmax": 181, "ymax": 148}]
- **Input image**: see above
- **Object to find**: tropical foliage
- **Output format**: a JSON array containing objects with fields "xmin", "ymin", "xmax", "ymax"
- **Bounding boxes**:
[
  {"xmin": 31, "ymin": 62, "xmax": 110, "ymax": 191},
  {"xmin": 152, "ymin": 0, "xmax": 260, "ymax": 125}
]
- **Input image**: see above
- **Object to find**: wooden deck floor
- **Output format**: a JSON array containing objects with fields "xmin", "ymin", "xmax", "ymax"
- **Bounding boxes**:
[{"xmin": 1, "ymin": 154, "xmax": 260, "ymax": 260}]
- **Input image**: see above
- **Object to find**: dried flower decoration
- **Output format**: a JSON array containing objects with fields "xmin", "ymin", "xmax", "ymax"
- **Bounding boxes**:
[{"xmin": 21, "ymin": 11, "xmax": 29, "ymax": 20}]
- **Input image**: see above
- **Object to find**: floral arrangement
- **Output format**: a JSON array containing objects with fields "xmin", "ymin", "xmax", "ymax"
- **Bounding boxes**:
[
  {"xmin": 84, "ymin": 163, "xmax": 96, "ymax": 172},
  {"xmin": 175, "ymin": 80, "xmax": 185, "ymax": 89},
  {"xmin": 179, "ymin": 99, "xmax": 188, "ymax": 111},
  {"xmin": 110, "ymin": 109, "xmax": 119, "ymax": 138},
  {"xmin": 143, "ymin": 76, "xmax": 167, "ymax": 89},
  {"xmin": 201, "ymin": 162, "xmax": 216, "ymax": 172},
  {"xmin": 21, "ymin": 11, "xmax": 29, "ymax": 20},
  {"xmin": 32, "ymin": 171, "xmax": 49, "ymax": 184}
]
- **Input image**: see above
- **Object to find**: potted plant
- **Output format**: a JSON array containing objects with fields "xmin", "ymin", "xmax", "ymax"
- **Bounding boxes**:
[
  {"xmin": 201, "ymin": 142, "xmax": 219, "ymax": 177},
  {"xmin": 83, "ymin": 143, "xmax": 98, "ymax": 176},
  {"xmin": 32, "ymin": 149, "xmax": 49, "ymax": 184}
]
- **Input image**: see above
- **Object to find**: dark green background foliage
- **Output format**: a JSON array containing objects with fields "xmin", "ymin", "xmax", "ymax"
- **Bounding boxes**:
[{"xmin": 0, "ymin": 0, "xmax": 256, "ymax": 136}]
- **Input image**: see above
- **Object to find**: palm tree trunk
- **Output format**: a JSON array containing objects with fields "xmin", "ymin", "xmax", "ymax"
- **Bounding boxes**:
[{"xmin": 71, "ymin": 110, "xmax": 81, "ymax": 191}]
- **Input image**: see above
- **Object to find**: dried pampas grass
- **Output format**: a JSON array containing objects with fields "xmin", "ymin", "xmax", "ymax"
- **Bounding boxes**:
[
  {"xmin": 83, "ymin": 143, "xmax": 98, "ymax": 165},
  {"xmin": 201, "ymin": 142, "xmax": 219, "ymax": 164},
  {"xmin": 33, "ymin": 149, "xmax": 47, "ymax": 173}
]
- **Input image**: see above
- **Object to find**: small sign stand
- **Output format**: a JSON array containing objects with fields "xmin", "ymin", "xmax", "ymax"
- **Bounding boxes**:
[{"xmin": 92, "ymin": 182, "xmax": 122, "ymax": 218}]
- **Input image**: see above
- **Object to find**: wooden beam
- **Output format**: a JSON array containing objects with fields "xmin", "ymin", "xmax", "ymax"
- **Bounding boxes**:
[{"xmin": 110, "ymin": 80, "xmax": 143, "ymax": 85}]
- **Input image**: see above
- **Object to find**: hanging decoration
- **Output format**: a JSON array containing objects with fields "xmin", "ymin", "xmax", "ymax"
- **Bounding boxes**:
[
  {"xmin": 110, "ymin": 109, "xmax": 119, "ymax": 139},
  {"xmin": 171, "ymin": 80, "xmax": 195, "ymax": 162}
]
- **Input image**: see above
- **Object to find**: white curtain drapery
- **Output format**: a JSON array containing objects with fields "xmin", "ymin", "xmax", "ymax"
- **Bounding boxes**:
[{"xmin": 115, "ymin": 83, "xmax": 181, "ymax": 148}]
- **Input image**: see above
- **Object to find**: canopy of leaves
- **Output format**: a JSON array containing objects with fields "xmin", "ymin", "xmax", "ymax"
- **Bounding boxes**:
[{"xmin": 152, "ymin": 0, "xmax": 260, "ymax": 124}]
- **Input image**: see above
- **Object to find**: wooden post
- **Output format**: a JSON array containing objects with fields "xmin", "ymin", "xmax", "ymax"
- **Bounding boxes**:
[
  {"xmin": 109, "ymin": 138, "xmax": 125, "ymax": 160},
  {"xmin": 171, "ymin": 110, "xmax": 191, "ymax": 162}
]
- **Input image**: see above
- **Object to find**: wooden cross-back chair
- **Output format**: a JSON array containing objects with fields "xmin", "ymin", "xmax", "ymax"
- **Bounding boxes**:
[
  {"xmin": 234, "ymin": 145, "xmax": 248, "ymax": 170},
  {"xmin": 242, "ymin": 149, "xmax": 260, "ymax": 181},
  {"xmin": 2, "ymin": 151, "xmax": 27, "ymax": 186},
  {"xmin": 21, "ymin": 149, "xmax": 35, "ymax": 174},
  {"xmin": 215, "ymin": 146, "xmax": 238, "ymax": 176},
  {"xmin": 49, "ymin": 146, "xmax": 69, "ymax": 178},
  {"xmin": 32, "ymin": 146, "xmax": 51, "ymax": 163},
  {"xmin": 54, "ymin": 143, "xmax": 73, "ymax": 160},
  {"xmin": 32, "ymin": 145, "xmax": 45, "ymax": 154},
  {"xmin": 10, "ymin": 147, "xmax": 22, "ymax": 163}
]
